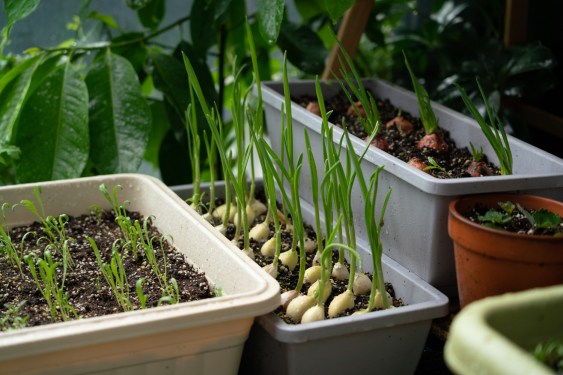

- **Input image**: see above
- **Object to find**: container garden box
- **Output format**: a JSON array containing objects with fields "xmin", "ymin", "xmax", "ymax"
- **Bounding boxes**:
[
  {"xmin": 172, "ymin": 182, "xmax": 450, "ymax": 375},
  {"xmin": 448, "ymin": 193, "xmax": 563, "ymax": 308},
  {"xmin": 0, "ymin": 174, "xmax": 280, "ymax": 375},
  {"xmin": 445, "ymin": 284, "xmax": 563, "ymax": 375},
  {"xmin": 261, "ymin": 79, "xmax": 563, "ymax": 295}
]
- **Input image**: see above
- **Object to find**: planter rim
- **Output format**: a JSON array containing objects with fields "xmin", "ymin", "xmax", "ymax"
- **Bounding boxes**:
[
  {"xmin": 449, "ymin": 193, "xmax": 563, "ymax": 242},
  {"xmin": 0, "ymin": 174, "xmax": 280, "ymax": 361},
  {"xmin": 261, "ymin": 79, "xmax": 563, "ymax": 196},
  {"xmin": 445, "ymin": 284, "xmax": 563, "ymax": 375}
]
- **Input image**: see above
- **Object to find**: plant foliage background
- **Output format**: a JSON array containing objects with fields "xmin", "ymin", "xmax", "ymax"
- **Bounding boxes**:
[{"xmin": 0, "ymin": 0, "xmax": 559, "ymax": 185}]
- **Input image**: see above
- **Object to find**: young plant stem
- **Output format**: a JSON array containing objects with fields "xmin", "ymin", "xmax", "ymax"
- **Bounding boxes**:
[
  {"xmin": 403, "ymin": 52, "xmax": 439, "ymax": 135},
  {"xmin": 344, "ymin": 130, "xmax": 392, "ymax": 309},
  {"xmin": 455, "ymin": 79, "xmax": 513, "ymax": 175}
]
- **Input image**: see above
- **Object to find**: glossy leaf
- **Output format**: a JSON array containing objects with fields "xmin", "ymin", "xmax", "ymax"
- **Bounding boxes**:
[
  {"xmin": 0, "ymin": 56, "xmax": 40, "ymax": 143},
  {"xmin": 144, "ymin": 101, "xmax": 170, "ymax": 168},
  {"xmin": 137, "ymin": 0, "xmax": 165, "ymax": 29},
  {"xmin": 257, "ymin": 0, "xmax": 284, "ymax": 43},
  {"xmin": 15, "ymin": 62, "xmax": 89, "ymax": 182},
  {"xmin": 150, "ymin": 52, "xmax": 188, "ymax": 121},
  {"xmin": 325, "ymin": 0, "xmax": 354, "ymax": 23},
  {"xmin": 4, "ymin": 0, "xmax": 41, "ymax": 27},
  {"xmin": 504, "ymin": 43, "xmax": 555, "ymax": 76},
  {"xmin": 111, "ymin": 33, "xmax": 148, "ymax": 74},
  {"xmin": 86, "ymin": 49, "xmax": 151, "ymax": 174},
  {"xmin": 277, "ymin": 21, "xmax": 326, "ymax": 74},
  {"xmin": 190, "ymin": 0, "xmax": 217, "ymax": 55}
]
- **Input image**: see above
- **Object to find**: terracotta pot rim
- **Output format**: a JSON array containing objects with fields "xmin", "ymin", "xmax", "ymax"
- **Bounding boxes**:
[{"xmin": 449, "ymin": 193, "xmax": 563, "ymax": 241}]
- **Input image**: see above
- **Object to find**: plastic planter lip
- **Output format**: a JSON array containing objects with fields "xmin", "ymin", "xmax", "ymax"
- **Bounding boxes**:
[
  {"xmin": 260, "ymin": 78, "xmax": 563, "ymax": 294},
  {"xmin": 262, "ymin": 79, "xmax": 563, "ymax": 195},
  {"xmin": 0, "ymin": 174, "xmax": 280, "ymax": 374},
  {"xmin": 445, "ymin": 285, "xmax": 563, "ymax": 375}
]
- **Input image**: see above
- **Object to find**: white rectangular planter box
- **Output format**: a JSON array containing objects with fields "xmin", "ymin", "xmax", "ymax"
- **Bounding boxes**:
[
  {"xmin": 0, "ymin": 174, "xmax": 280, "ymax": 375},
  {"xmin": 172, "ymin": 182, "xmax": 450, "ymax": 375},
  {"xmin": 261, "ymin": 79, "xmax": 563, "ymax": 294},
  {"xmin": 445, "ymin": 285, "xmax": 563, "ymax": 375}
]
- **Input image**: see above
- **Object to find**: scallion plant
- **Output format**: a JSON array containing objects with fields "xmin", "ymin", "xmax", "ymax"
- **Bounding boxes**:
[
  {"xmin": 455, "ymin": 79, "xmax": 513, "ymax": 175},
  {"xmin": 182, "ymin": 52, "xmax": 255, "ymax": 259},
  {"xmin": 333, "ymin": 39, "xmax": 381, "ymax": 136},
  {"xmin": 344, "ymin": 130, "xmax": 392, "ymax": 310},
  {"xmin": 404, "ymin": 53, "xmax": 438, "ymax": 135}
]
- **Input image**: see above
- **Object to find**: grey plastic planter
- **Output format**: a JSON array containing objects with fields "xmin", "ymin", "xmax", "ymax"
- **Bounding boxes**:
[
  {"xmin": 445, "ymin": 285, "xmax": 563, "ymax": 375},
  {"xmin": 0, "ymin": 174, "xmax": 280, "ymax": 375},
  {"xmin": 172, "ymin": 182, "xmax": 449, "ymax": 375},
  {"xmin": 261, "ymin": 79, "xmax": 563, "ymax": 294}
]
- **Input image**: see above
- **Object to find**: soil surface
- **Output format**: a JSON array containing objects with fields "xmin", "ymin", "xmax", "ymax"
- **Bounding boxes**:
[
  {"xmin": 297, "ymin": 91, "xmax": 501, "ymax": 179},
  {"xmin": 465, "ymin": 203, "xmax": 563, "ymax": 236},
  {"xmin": 0, "ymin": 210, "xmax": 213, "ymax": 330}
]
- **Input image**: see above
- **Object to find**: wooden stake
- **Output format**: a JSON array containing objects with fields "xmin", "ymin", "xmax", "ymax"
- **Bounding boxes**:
[{"xmin": 322, "ymin": 0, "xmax": 375, "ymax": 80}]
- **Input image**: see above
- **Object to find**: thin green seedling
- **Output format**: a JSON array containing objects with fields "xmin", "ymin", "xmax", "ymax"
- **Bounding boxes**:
[
  {"xmin": 404, "ymin": 52, "xmax": 439, "ymax": 135},
  {"xmin": 183, "ymin": 52, "xmax": 255, "ymax": 257},
  {"xmin": 455, "ymin": 79, "xmax": 512, "ymax": 175},
  {"xmin": 202, "ymin": 130, "xmax": 218, "ymax": 216},
  {"xmin": 0, "ymin": 301, "xmax": 29, "ymax": 331},
  {"xmin": 89, "ymin": 237, "xmax": 134, "ymax": 312},
  {"xmin": 258, "ymin": 136, "xmax": 308, "ymax": 291},
  {"xmin": 185, "ymin": 97, "xmax": 203, "ymax": 212},
  {"xmin": 424, "ymin": 156, "xmax": 446, "ymax": 173},
  {"xmin": 17, "ymin": 187, "xmax": 72, "ymax": 257},
  {"xmin": 99, "ymin": 183, "xmax": 128, "ymax": 219},
  {"xmin": 0, "ymin": 203, "xmax": 23, "ymax": 273},
  {"xmin": 469, "ymin": 142, "xmax": 484, "ymax": 162},
  {"xmin": 136, "ymin": 278, "xmax": 147, "ymax": 309},
  {"xmin": 312, "ymin": 215, "xmax": 347, "ymax": 309},
  {"xmin": 158, "ymin": 278, "xmax": 180, "ymax": 306},
  {"xmin": 316, "ymin": 76, "xmax": 364, "ymax": 291},
  {"xmin": 24, "ymin": 250, "xmax": 77, "ymax": 321},
  {"xmin": 333, "ymin": 37, "xmax": 380, "ymax": 135}
]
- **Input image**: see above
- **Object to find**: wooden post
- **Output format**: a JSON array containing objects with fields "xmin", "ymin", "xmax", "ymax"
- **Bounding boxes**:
[
  {"xmin": 504, "ymin": 0, "xmax": 529, "ymax": 46},
  {"xmin": 321, "ymin": 0, "xmax": 375, "ymax": 80}
]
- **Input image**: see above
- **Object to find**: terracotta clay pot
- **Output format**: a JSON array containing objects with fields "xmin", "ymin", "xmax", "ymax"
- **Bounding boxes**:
[{"xmin": 448, "ymin": 194, "xmax": 563, "ymax": 308}]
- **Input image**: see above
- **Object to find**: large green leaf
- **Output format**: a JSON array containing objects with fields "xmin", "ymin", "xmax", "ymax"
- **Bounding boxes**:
[
  {"xmin": 257, "ymin": 0, "xmax": 285, "ymax": 43},
  {"xmin": 325, "ymin": 0, "xmax": 354, "ymax": 23},
  {"xmin": 111, "ymin": 32, "xmax": 148, "ymax": 74},
  {"xmin": 277, "ymin": 21, "xmax": 327, "ymax": 74},
  {"xmin": 137, "ymin": 0, "xmax": 165, "ymax": 29},
  {"xmin": 190, "ymin": 0, "xmax": 218, "ymax": 55},
  {"xmin": 15, "ymin": 62, "xmax": 89, "ymax": 182},
  {"xmin": 4, "ymin": 0, "xmax": 41, "ymax": 28},
  {"xmin": 150, "ymin": 52, "xmax": 188, "ymax": 121},
  {"xmin": 0, "ymin": 56, "xmax": 40, "ymax": 143},
  {"xmin": 144, "ymin": 101, "xmax": 170, "ymax": 168},
  {"xmin": 86, "ymin": 49, "xmax": 151, "ymax": 174}
]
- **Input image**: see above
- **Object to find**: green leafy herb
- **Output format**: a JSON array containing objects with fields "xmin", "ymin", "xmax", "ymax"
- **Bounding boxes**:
[{"xmin": 423, "ymin": 157, "xmax": 446, "ymax": 173}]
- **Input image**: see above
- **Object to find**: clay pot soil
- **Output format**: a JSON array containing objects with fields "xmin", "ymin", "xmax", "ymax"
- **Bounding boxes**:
[
  {"xmin": 298, "ymin": 92, "xmax": 500, "ymax": 179},
  {"xmin": 0, "ymin": 210, "xmax": 213, "ymax": 329},
  {"xmin": 448, "ymin": 194, "xmax": 563, "ymax": 308}
]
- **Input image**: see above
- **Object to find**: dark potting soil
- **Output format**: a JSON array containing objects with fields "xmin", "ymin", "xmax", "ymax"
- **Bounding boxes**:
[
  {"xmin": 0, "ymin": 210, "xmax": 213, "ymax": 329},
  {"xmin": 465, "ymin": 203, "xmax": 563, "ymax": 236},
  {"xmin": 213, "ymin": 199, "xmax": 404, "ymax": 325},
  {"xmin": 296, "ymin": 92, "xmax": 502, "ymax": 179}
]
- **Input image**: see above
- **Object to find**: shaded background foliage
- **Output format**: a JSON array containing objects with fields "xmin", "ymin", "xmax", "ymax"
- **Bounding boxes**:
[{"xmin": 0, "ymin": 0, "xmax": 559, "ymax": 186}]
